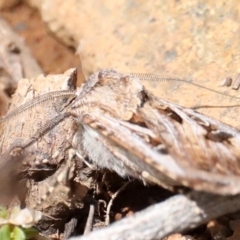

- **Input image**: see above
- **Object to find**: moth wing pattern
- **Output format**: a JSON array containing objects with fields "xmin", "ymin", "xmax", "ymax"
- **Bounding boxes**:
[
  {"xmin": 78, "ymin": 70, "xmax": 240, "ymax": 195},
  {"xmin": 139, "ymin": 92, "xmax": 240, "ymax": 194}
]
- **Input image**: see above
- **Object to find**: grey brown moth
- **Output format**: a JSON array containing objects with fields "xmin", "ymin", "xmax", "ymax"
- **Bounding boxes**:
[{"xmin": 1, "ymin": 69, "xmax": 240, "ymax": 195}]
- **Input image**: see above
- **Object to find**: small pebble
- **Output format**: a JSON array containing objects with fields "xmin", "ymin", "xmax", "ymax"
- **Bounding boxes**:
[
  {"xmin": 221, "ymin": 77, "xmax": 232, "ymax": 87},
  {"xmin": 232, "ymin": 73, "xmax": 240, "ymax": 90}
]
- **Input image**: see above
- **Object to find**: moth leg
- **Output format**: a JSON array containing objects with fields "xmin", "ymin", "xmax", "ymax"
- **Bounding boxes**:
[
  {"xmin": 75, "ymin": 150, "xmax": 95, "ymax": 169},
  {"xmin": 21, "ymin": 112, "xmax": 73, "ymax": 150}
]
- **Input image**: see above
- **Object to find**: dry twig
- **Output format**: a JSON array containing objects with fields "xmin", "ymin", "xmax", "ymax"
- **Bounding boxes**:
[{"xmin": 70, "ymin": 191, "xmax": 240, "ymax": 240}]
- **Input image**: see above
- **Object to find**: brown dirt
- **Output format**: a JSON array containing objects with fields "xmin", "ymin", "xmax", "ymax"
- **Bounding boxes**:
[{"xmin": 0, "ymin": 2, "xmax": 85, "ymax": 84}]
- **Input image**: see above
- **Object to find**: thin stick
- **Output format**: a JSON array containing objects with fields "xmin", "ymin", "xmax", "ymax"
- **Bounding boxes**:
[
  {"xmin": 105, "ymin": 181, "xmax": 132, "ymax": 226},
  {"xmin": 84, "ymin": 204, "xmax": 95, "ymax": 235},
  {"xmin": 69, "ymin": 191, "xmax": 240, "ymax": 240}
]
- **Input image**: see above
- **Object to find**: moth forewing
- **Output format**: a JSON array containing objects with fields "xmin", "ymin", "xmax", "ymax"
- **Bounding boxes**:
[
  {"xmin": 137, "ymin": 92, "xmax": 240, "ymax": 194},
  {"xmin": 72, "ymin": 70, "xmax": 240, "ymax": 195},
  {"xmin": 81, "ymin": 113, "xmax": 183, "ymax": 187}
]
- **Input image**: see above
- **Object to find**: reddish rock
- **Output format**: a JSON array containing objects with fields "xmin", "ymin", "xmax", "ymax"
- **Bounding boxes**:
[{"xmin": 22, "ymin": 0, "xmax": 240, "ymax": 127}]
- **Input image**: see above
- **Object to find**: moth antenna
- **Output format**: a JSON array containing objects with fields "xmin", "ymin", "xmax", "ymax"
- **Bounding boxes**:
[
  {"xmin": 0, "ymin": 90, "xmax": 76, "ymax": 123},
  {"xmin": 16, "ymin": 112, "xmax": 74, "ymax": 150},
  {"xmin": 129, "ymin": 73, "xmax": 240, "ymax": 101}
]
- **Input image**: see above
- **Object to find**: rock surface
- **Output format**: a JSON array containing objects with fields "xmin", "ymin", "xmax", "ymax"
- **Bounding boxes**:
[
  {"xmin": 22, "ymin": 0, "xmax": 240, "ymax": 128},
  {"xmin": 0, "ymin": 15, "xmax": 42, "ymax": 116},
  {"xmin": 0, "ymin": 0, "xmax": 20, "ymax": 9}
]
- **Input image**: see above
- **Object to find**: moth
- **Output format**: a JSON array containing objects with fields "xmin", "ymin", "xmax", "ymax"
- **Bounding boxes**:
[{"xmin": 1, "ymin": 68, "xmax": 240, "ymax": 196}]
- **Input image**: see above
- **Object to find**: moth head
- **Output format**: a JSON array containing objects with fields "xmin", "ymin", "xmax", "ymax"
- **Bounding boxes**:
[{"xmin": 73, "ymin": 69, "xmax": 145, "ymax": 120}]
